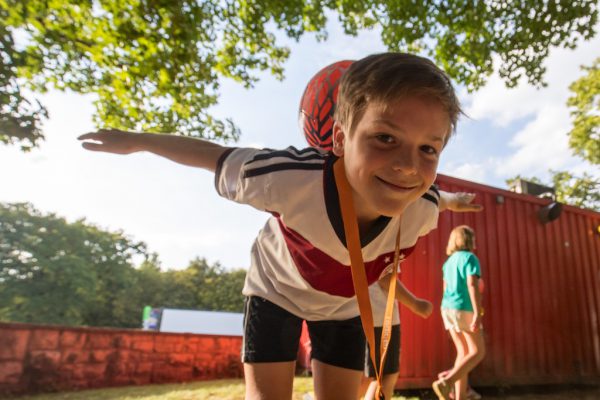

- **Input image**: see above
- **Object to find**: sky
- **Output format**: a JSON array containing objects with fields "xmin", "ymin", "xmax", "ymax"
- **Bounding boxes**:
[{"xmin": 2, "ymin": 21, "xmax": 599, "ymax": 271}]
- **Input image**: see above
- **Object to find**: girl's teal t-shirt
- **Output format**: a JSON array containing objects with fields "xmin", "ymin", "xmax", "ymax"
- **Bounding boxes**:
[{"xmin": 441, "ymin": 251, "xmax": 481, "ymax": 311}]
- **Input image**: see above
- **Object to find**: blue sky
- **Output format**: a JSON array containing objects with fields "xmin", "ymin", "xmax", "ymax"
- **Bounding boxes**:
[{"xmin": 2, "ymin": 21, "xmax": 598, "ymax": 270}]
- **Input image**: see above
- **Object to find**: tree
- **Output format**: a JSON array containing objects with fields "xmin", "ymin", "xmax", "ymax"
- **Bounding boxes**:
[
  {"xmin": 2, "ymin": 0, "xmax": 597, "ymax": 150},
  {"xmin": 550, "ymin": 170, "xmax": 600, "ymax": 211},
  {"xmin": 185, "ymin": 258, "xmax": 246, "ymax": 312},
  {"xmin": 125, "ymin": 257, "xmax": 246, "ymax": 325},
  {"xmin": 0, "ymin": 202, "xmax": 147, "ymax": 326},
  {"xmin": 567, "ymin": 57, "xmax": 600, "ymax": 165},
  {"xmin": 506, "ymin": 171, "xmax": 599, "ymax": 212},
  {"xmin": 0, "ymin": 202, "xmax": 246, "ymax": 328}
]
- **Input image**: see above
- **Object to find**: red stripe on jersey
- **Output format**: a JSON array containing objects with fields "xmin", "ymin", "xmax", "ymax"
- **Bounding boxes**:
[{"xmin": 276, "ymin": 218, "xmax": 415, "ymax": 297}]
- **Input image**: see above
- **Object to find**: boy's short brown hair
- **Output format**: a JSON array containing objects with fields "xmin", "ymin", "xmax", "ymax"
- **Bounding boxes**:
[{"xmin": 334, "ymin": 53, "xmax": 462, "ymax": 140}]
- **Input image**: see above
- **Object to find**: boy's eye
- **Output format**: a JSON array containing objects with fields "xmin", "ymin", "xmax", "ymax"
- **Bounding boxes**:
[
  {"xmin": 375, "ymin": 134, "xmax": 395, "ymax": 144},
  {"xmin": 420, "ymin": 145, "xmax": 439, "ymax": 156}
]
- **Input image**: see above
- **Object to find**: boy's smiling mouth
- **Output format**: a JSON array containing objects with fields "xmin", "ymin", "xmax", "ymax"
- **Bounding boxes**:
[{"xmin": 375, "ymin": 176, "xmax": 419, "ymax": 192}]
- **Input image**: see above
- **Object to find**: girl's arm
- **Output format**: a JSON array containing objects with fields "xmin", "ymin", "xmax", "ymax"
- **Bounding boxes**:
[
  {"xmin": 467, "ymin": 274, "xmax": 483, "ymax": 332},
  {"xmin": 78, "ymin": 129, "xmax": 229, "ymax": 172},
  {"xmin": 378, "ymin": 277, "xmax": 433, "ymax": 318}
]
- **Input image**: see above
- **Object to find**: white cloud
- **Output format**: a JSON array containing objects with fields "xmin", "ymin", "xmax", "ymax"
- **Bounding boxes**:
[
  {"xmin": 464, "ymin": 27, "xmax": 600, "ymax": 181},
  {"xmin": 496, "ymin": 104, "xmax": 573, "ymax": 178},
  {"xmin": 465, "ymin": 34, "xmax": 600, "ymax": 127},
  {"xmin": 442, "ymin": 162, "xmax": 489, "ymax": 184}
]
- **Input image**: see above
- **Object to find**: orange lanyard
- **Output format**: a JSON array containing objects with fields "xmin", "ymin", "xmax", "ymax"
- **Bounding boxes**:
[{"xmin": 333, "ymin": 157, "xmax": 402, "ymax": 400}]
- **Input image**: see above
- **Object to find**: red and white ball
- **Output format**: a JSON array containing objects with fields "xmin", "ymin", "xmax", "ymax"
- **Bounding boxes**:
[{"xmin": 299, "ymin": 60, "xmax": 353, "ymax": 151}]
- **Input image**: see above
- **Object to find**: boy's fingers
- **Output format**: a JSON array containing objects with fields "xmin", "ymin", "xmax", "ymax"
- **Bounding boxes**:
[
  {"xmin": 78, "ymin": 132, "xmax": 99, "ymax": 140},
  {"xmin": 81, "ymin": 142, "xmax": 105, "ymax": 151},
  {"xmin": 461, "ymin": 203, "xmax": 484, "ymax": 212},
  {"xmin": 78, "ymin": 129, "xmax": 118, "ymax": 140},
  {"xmin": 451, "ymin": 203, "xmax": 483, "ymax": 212}
]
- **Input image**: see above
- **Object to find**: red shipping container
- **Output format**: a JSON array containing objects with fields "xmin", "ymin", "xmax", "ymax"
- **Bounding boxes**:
[{"xmin": 396, "ymin": 174, "xmax": 600, "ymax": 388}]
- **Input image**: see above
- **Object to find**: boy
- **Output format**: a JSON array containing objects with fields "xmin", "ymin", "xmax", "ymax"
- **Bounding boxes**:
[{"xmin": 80, "ymin": 52, "xmax": 480, "ymax": 400}]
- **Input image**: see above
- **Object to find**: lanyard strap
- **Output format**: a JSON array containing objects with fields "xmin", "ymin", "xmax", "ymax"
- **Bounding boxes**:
[{"xmin": 333, "ymin": 157, "xmax": 402, "ymax": 400}]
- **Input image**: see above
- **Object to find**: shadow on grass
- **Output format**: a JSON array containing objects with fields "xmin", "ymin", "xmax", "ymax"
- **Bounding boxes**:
[
  {"xmin": 12, "ymin": 379, "xmax": 247, "ymax": 400},
  {"xmin": 11, "ymin": 378, "xmax": 320, "ymax": 400}
]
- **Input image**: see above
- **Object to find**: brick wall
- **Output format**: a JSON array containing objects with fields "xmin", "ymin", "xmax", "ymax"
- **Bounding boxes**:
[{"xmin": 0, "ymin": 322, "xmax": 243, "ymax": 395}]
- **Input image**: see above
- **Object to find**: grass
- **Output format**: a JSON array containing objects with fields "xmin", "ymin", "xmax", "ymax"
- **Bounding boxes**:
[{"xmin": 12, "ymin": 378, "xmax": 419, "ymax": 400}]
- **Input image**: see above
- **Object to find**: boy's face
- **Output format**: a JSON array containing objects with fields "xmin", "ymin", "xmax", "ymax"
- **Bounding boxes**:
[{"xmin": 332, "ymin": 96, "xmax": 450, "ymax": 224}]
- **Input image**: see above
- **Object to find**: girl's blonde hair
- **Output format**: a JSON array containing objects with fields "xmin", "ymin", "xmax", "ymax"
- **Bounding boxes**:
[{"xmin": 446, "ymin": 225, "xmax": 476, "ymax": 256}]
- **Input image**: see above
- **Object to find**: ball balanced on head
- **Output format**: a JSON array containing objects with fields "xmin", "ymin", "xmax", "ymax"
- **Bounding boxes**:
[{"xmin": 299, "ymin": 60, "xmax": 353, "ymax": 150}]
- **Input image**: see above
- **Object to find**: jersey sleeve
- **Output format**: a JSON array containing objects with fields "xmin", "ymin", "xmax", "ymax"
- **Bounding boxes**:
[
  {"xmin": 417, "ymin": 185, "xmax": 441, "ymax": 237},
  {"xmin": 465, "ymin": 253, "xmax": 481, "ymax": 277},
  {"xmin": 214, "ymin": 147, "xmax": 274, "ymax": 211},
  {"xmin": 214, "ymin": 146, "xmax": 325, "ymax": 213}
]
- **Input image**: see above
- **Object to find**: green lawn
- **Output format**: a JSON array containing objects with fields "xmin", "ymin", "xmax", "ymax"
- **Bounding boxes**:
[{"xmin": 13, "ymin": 378, "xmax": 419, "ymax": 400}]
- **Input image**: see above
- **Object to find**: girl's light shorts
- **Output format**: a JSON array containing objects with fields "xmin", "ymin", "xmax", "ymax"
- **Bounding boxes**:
[{"xmin": 441, "ymin": 308, "xmax": 482, "ymax": 332}]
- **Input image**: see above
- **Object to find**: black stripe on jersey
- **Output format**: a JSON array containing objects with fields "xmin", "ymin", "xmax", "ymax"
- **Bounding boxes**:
[
  {"xmin": 422, "ymin": 192, "xmax": 438, "ymax": 206},
  {"xmin": 429, "ymin": 184, "xmax": 440, "ymax": 197},
  {"xmin": 243, "ymin": 162, "xmax": 324, "ymax": 178},
  {"xmin": 214, "ymin": 147, "xmax": 238, "ymax": 195},
  {"xmin": 245, "ymin": 149, "xmax": 326, "ymax": 165}
]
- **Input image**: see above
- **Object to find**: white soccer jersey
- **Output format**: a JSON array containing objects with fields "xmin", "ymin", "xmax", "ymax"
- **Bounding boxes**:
[{"xmin": 215, "ymin": 146, "xmax": 439, "ymax": 321}]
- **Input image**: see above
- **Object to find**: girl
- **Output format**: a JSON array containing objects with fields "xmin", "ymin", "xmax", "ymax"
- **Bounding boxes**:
[{"xmin": 433, "ymin": 225, "xmax": 485, "ymax": 400}]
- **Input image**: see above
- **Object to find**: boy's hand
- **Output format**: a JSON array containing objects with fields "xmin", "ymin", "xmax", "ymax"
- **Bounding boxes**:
[
  {"xmin": 412, "ymin": 299, "xmax": 433, "ymax": 318},
  {"xmin": 78, "ymin": 129, "xmax": 142, "ymax": 154},
  {"xmin": 440, "ymin": 191, "xmax": 483, "ymax": 212}
]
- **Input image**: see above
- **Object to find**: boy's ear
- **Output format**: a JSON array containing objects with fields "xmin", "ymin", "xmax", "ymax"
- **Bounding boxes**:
[{"xmin": 332, "ymin": 122, "xmax": 345, "ymax": 156}]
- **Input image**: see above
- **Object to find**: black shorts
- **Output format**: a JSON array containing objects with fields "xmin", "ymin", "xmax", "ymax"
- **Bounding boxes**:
[
  {"xmin": 242, "ymin": 296, "xmax": 366, "ymax": 370},
  {"xmin": 364, "ymin": 324, "xmax": 401, "ymax": 377}
]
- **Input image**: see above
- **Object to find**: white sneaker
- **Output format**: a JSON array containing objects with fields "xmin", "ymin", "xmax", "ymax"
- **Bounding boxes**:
[{"xmin": 467, "ymin": 387, "xmax": 482, "ymax": 399}]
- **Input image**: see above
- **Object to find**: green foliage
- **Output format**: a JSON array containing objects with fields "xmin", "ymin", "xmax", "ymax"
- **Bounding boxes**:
[
  {"xmin": 0, "ymin": 9, "xmax": 48, "ymax": 151},
  {"xmin": 0, "ymin": 202, "xmax": 246, "ymax": 328},
  {"xmin": 184, "ymin": 258, "xmax": 246, "ymax": 312},
  {"xmin": 567, "ymin": 57, "xmax": 600, "ymax": 165},
  {"xmin": 128, "ymin": 257, "xmax": 246, "ymax": 314},
  {"xmin": 1, "ymin": 0, "xmax": 597, "ymax": 149},
  {"xmin": 550, "ymin": 170, "xmax": 600, "ymax": 211},
  {"xmin": 0, "ymin": 202, "xmax": 146, "ymax": 326},
  {"xmin": 506, "ymin": 171, "xmax": 600, "ymax": 212}
]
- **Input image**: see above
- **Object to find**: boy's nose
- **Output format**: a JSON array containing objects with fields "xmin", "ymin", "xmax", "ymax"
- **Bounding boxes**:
[{"xmin": 391, "ymin": 149, "xmax": 418, "ymax": 175}]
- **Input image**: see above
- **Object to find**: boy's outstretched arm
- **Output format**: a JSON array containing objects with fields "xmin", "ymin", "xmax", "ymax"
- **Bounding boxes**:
[
  {"xmin": 438, "ymin": 191, "xmax": 483, "ymax": 212},
  {"xmin": 378, "ymin": 277, "xmax": 433, "ymax": 318},
  {"xmin": 78, "ymin": 129, "xmax": 229, "ymax": 172}
]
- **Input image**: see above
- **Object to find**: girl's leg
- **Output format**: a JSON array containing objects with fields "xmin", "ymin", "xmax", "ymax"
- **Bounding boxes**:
[
  {"xmin": 445, "ymin": 329, "xmax": 486, "ymax": 399},
  {"xmin": 312, "ymin": 359, "xmax": 363, "ymax": 400},
  {"xmin": 461, "ymin": 330, "xmax": 485, "ymax": 400},
  {"xmin": 244, "ymin": 362, "xmax": 296, "ymax": 400},
  {"xmin": 448, "ymin": 330, "xmax": 468, "ymax": 400}
]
